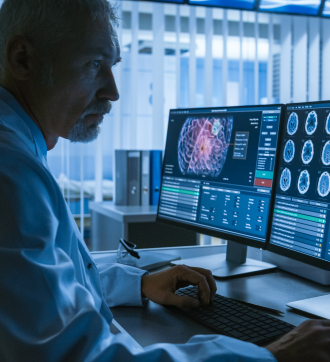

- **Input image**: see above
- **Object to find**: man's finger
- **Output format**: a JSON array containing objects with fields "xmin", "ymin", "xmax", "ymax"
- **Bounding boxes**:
[
  {"xmin": 172, "ymin": 265, "xmax": 211, "ymax": 305},
  {"xmin": 188, "ymin": 266, "xmax": 217, "ymax": 301},
  {"xmin": 165, "ymin": 294, "xmax": 200, "ymax": 308}
]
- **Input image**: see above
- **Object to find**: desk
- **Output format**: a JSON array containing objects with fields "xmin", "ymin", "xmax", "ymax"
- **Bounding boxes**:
[
  {"xmin": 89, "ymin": 201, "xmax": 198, "ymax": 251},
  {"xmin": 92, "ymin": 245, "xmax": 330, "ymax": 348}
]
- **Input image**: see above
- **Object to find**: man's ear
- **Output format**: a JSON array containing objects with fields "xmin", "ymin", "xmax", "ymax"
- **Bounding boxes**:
[{"xmin": 6, "ymin": 35, "xmax": 36, "ymax": 81}]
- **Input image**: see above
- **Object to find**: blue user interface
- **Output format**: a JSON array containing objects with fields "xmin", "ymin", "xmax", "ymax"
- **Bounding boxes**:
[
  {"xmin": 158, "ymin": 105, "xmax": 282, "ymax": 243},
  {"xmin": 323, "ymin": 0, "xmax": 330, "ymax": 16},
  {"xmin": 188, "ymin": 0, "xmax": 255, "ymax": 9},
  {"xmin": 270, "ymin": 102, "xmax": 330, "ymax": 261},
  {"xmin": 259, "ymin": 0, "xmax": 322, "ymax": 15}
]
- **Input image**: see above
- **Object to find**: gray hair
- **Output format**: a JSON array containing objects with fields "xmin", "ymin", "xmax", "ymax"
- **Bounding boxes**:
[{"xmin": 0, "ymin": 0, "xmax": 119, "ymax": 84}]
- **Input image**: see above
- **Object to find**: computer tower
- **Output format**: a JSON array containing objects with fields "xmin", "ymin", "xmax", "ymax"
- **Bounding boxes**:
[{"xmin": 115, "ymin": 150, "xmax": 141, "ymax": 206}]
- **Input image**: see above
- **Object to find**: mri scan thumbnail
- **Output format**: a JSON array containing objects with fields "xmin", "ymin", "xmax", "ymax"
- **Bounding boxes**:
[
  {"xmin": 280, "ymin": 168, "xmax": 291, "ymax": 192},
  {"xmin": 287, "ymin": 112, "xmax": 298, "ymax": 136},
  {"xmin": 305, "ymin": 110, "xmax": 318, "ymax": 135},
  {"xmin": 322, "ymin": 140, "xmax": 330, "ymax": 166},
  {"xmin": 301, "ymin": 140, "xmax": 314, "ymax": 165},
  {"xmin": 318, "ymin": 172, "xmax": 330, "ymax": 197},
  {"xmin": 283, "ymin": 140, "xmax": 295, "ymax": 163},
  {"xmin": 326, "ymin": 113, "xmax": 330, "ymax": 135},
  {"xmin": 298, "ymin": 170, "xmax": 310, "ymax": 195}
]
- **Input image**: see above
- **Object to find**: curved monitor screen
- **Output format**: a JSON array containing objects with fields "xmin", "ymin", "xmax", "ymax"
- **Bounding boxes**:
[
  {"xmin": 259, "ymin": 0, "xmax": 322, "ymax": 15},
  {"xmin": 269, "ymin": 102, "xmax": 330, "ymax": 265},
  {"xmin": 157, "ymin": 105, "xmax": 282, "ymax": 247},
  {"xmin": 323, "ymin": 0, "xmax": 330, "ymax": 16},
  {"xmin": 188, "ymin": 0, "xmax": 255, "ymax": 9}
]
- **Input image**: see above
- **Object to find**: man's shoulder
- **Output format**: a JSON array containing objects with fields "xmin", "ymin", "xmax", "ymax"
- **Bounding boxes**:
[{"xmin": 0, "ymin": 140, "xmax": 57, "ymax": 192}]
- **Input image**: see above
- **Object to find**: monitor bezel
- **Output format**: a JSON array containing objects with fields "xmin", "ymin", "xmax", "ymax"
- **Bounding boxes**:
[
  {"xmin": 187, "ymin": 0, "xmax": 256, "ymax": 11},
  {"xmin": 258, "ymin": 0, "xmax": 322, "ymax": 17},
  {"xmin": 266, "ymin": 100, "xmax": 330, "ymax": 271},
  {"xmin": 156, "ymin": 103, "xmax": 285, "ymax": 250}
]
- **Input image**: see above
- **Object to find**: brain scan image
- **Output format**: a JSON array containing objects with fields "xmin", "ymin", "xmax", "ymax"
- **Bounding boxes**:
[
  {"xmin": 326, "ymin": 114, "xmax": 330, "ymax": 135},
  {"xmin": 305, "ymin": 110, "xmax": 318, "ymax": 135},
  {"xmin": 298, "ymin": 170, "xmax": 310, "ymax": 195},
  {"xmin": 301, "ymin": 140, "xmax": 314, "ymax": 165},
  {"xmin": 280, "ymin": 168, "xmax": 291, "ymax": 192},
  {"xmin": 283, "ymin": 140, "xmax": 295, "ymax": 163},
  {"xmin": 317, "ymin": 172, "xmax": 330, "ymax": 197},
  {"xmin": 322, "ymin": 140, "xmax": 330, "ymax": 166},
  {"xmin": 287, "ymin": 112, "xmax": 298, "ymax": 135},
  {"xmin": 178, "ymin": 116, "xmax": 233, "ymax": 177}
]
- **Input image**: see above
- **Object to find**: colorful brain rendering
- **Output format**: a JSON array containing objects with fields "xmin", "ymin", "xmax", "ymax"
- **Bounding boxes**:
[{"xmin": 178, "ymin": 116, "xmax": 233, "ymax": 177}]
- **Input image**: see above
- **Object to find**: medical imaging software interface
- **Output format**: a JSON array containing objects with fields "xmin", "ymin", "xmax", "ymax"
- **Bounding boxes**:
[
  {"xmin": 269, "ymin": 103, "xmax": 330, "ymax": 261},
  {"xmin": 158, "ymin": 105, "xmax": 282, "ymax": 242}
]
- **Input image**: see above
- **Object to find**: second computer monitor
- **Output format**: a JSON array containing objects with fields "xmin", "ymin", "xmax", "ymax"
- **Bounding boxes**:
[
  {"xmin": 157, "ymin": 104, "xmax": 283, "ymax": 250},
  {"xmin": 267, "ymin": 101, "xmax": 330, "ymax": 280}
]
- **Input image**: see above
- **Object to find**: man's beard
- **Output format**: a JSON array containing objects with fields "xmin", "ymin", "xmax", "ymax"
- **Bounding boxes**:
[{"xmin": 68, "ymin": 101, "xmax": 112, "ymax": 143}]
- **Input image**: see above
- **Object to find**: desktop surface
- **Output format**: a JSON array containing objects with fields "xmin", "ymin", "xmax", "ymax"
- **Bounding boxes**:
[{"xmin": 106, "ymin": 246, "xmax": 330, "ymax": 348}]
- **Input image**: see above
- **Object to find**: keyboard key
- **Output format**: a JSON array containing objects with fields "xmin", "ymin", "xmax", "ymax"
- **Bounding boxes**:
[
  {"xmin": 228, "ymin": 330, "xmax": 244, "ymax": 338},
  {"xmin": 216, "ymin": 317, "xmax": 231, "ymax": 324},
  {"xmin": 265, "ymin": 330, "xmax": 285, "ymax": 339},
  {"xmin": 175, "ymin": 286, "xmax": 295, "ymax": 346}
]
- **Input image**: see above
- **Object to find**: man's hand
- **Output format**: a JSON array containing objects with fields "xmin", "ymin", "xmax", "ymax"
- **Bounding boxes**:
[
  {"xmin": 266, "ymin": 319, "xmax": 330, "ymax": 362},
  {"xmin": 141, "ymin": 265, "xmax": 217, "ymax": 308}
]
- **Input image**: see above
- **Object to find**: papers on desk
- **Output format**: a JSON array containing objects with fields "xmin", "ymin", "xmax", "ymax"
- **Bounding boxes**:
[
  {"xmin": 287, "ymin": 294, "xmax": 330, "ymax": 319},
  {"xmin": 135, "ymin": 252, "xmax": 180, "ymax": 270}
]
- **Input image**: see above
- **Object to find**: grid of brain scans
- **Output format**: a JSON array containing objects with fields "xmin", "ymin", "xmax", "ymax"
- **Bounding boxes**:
[{"xmin": 270, "ymin": 103, "xmax": 330, "ymax": 261}]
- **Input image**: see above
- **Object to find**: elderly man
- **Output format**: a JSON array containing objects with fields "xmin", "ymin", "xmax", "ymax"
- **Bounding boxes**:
[{"xmin": 0, "ymin": 0, "xmax": 329, "ymax": 361}]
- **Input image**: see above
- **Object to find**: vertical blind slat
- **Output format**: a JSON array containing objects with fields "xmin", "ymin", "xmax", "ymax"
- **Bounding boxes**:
[
  {"xmin": 189, "ymin": 6, "xmax": 196, "ymax": 108},
  {"xmin": 175, "ymin": 5, "xmax": 181, "ymax": 108},
  {"xmin": 222, "ymin": 9, "xmax": 228, "ymax": 107},
  {"xmin": 293, "ymin": 16, "xmax": 308, "ymax": 103},
  {"xmin": 308, "ymin": 17, "xmax": 320, "ymax": 102},
  {"xmin": 94, "ymin": 132, "xmax": 103, "ymax": 203},
  {"xmin": 152, "ymin": 3, "xmax": 165, "ymax": 148},
  {"xmin": 205, "ymin": 7, "xmax": 213, "ymax": 107},
  {"xmin": 267, "ymin": 14, "xmax": 274, "ymax": 104},
  {"xmin": 113, "ymin": 1, "xmax": 123, "ymax": 149},
  {"xmin": 254, "ymin": 12, "xmax": 259, "ymax": 105},
  {"xmin": 130, "ymin": 1, "xmax": 139, "ymax": 148},
  {"xmin": 280, "ymin": 15, "xmax": 292, "ymax": 103},
  {"xmin": 322, "ymin": 19, "xmax": 330, "ymax": 100},
  {"xmin": 239, "ymin": 11, "xmax": 244, "ymax": 106}
]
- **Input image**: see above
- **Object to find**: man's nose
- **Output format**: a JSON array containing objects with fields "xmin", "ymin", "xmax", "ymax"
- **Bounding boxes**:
[{"xmin": 98, "ymin": 68, "xmax": 120, "ymax": 102}]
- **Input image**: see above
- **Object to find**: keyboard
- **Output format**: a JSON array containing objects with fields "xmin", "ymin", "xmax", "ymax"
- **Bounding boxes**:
[{"xmin": 175, "ymin": 286, "xmax": 295, "ymax": 346}]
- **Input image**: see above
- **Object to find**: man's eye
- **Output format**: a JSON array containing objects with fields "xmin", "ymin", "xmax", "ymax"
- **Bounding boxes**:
[{"xmin": 90, "ymin": 60, "xmax": 101, "ymax": 69}]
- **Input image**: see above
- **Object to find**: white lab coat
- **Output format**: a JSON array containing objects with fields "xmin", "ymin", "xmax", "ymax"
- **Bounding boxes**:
[{"xmin": 0, "ymin": 87, "xmax": 276, "ymax": 361}]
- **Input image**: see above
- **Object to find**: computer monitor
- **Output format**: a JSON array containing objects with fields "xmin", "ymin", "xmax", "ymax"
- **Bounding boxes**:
[
  {"xmin": 157, "ymin": 104, "xmax": 284, "ymax": 278},
  {"xmin": 323, "ymin": 0, "xmax": 330, "ymax": 16},
  {"xmin": 264, "ymin": 101, "xmax": 330, "ymax": 286},
  {"xmin": 258, "ymin": 0, "xmax": 322, "ymax": 16},
  {"xmin": 188, "ymin": 0, "xmax": 255, "ymax": 10}
]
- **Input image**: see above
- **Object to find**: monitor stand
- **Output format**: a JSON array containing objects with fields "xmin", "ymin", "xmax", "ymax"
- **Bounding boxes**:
[
  {"xmin": 171, "ymin": 240, "xmax": 277, "ymax": 279},
  {"xmin": 263, "ymin": 251, "xmax": 330, "ymax": 286}
]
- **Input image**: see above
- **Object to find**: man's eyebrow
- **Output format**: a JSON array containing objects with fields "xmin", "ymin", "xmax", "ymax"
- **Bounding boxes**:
[{"xmin": 85, "ymin": 47, "xmax": 112, "ymax": 57}]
